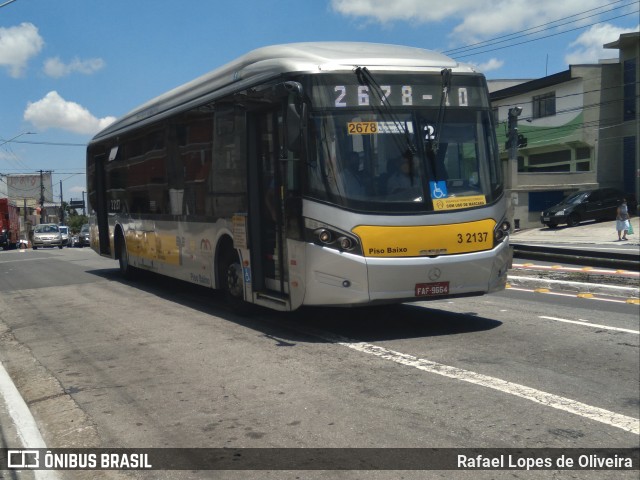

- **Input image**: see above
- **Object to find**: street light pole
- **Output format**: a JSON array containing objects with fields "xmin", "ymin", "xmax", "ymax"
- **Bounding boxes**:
[
  {"xmin": 0, "ymin": 0, "xmax": 18, "ymax": 9},
  {"xmin": 0, "ymin": 131, "xmax": 36, "ymax": 148}
]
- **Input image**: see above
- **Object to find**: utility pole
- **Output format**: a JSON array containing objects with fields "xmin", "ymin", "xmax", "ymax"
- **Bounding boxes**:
[
  {"xmin": 507, "ymin": 106, "xmax": 522, "ymax": 229},
  {"xmin": 39, "ymin": 169, "xmax": 45, "ymax": 223},
  {"xmin": 59, "ymin": 180, "xmax": 64, "ymax": 225}
]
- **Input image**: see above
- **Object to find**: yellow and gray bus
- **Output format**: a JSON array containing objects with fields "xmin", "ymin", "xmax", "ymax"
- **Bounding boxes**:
[{"xmin": 87, "ymin": 42, "xmax": 511, "ymax": 311}]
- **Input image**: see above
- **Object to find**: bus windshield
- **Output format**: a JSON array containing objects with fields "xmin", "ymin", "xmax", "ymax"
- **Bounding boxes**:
[{"xmin": 304, "ymin": 73, "xmax": 502, "ymax": 213}]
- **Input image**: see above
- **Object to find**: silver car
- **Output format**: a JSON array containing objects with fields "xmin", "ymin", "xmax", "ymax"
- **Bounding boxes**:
[
  {"xmin": 59, "ymin": 225, "xmax": 70, "ymax": 246},
  {"xmin": 78, "ymin": 224, "xmax": 91, "ymax": 247},
  {"xmin": 32, "ymin": 224, "xmax": 63, "ymax": 249}
]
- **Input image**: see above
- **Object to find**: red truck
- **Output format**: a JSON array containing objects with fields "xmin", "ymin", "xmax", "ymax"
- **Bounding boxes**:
[{"xmin": 0, "ymin": 198, "xmax": 20, "ymax": 250}]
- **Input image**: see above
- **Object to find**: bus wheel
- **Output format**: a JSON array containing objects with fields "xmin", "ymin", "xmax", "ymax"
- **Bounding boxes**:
[
  {"xmin": 118, "ymin": 235, "xmax": 136, "ymax": 279},
  {"xmin": 224, "ymin": 255, "xmax": 243, "ymax": 299},
  {"xmin": 219, "ymin": 249, "xmax": 248, "ymax": 311}
]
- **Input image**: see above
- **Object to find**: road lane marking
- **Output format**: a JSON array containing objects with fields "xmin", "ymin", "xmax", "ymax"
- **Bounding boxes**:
[
  {"xmin": 323, "ymin": 336, "xmax": 640, "ymax": 435},
  {"xmin": 0, "ymin": 361, "xmax": 60, "ymax": 479},
  {"xmin": 506, "ymin": 285, "xmax": 638, "ymax": 304},
  {"xmin": 539, "ymin": 316, "xmax": 639, "ymax": 334}
]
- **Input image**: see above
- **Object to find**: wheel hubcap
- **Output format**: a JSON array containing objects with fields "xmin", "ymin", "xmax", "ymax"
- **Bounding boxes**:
[{"xmin": 227, "ymin": 262, "xmax": 243, "ymax": 298}]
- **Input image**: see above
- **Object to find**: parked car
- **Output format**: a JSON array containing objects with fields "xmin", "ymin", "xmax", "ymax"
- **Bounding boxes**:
[
  {"xmin": 77, "ymin": 224, "xmax": 91, "ymax": 247},
  {"xmin": 59, "ymin": 225, "xmax": 70, "ymax": 247},
  {"xmin": 32, "ymin": 224, "xmax": 63, "ymax": 249},
  {"xmin": 540, "ymin": 188, "xmax": 632, "ymax": 228}
]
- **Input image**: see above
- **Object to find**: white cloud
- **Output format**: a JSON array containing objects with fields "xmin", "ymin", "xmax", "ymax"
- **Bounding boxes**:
[
  {"xmin": 331, "ymin": 0, "xmax": 628, "ymax": 43},
  {"xmin": 24, "ymin": 91, "xmax": 116, "ymax": 135},
  {"xmin": 331, "ymin": 0, "xmax": 476, "ymax": 24},
  {"xmin": 470, "ymin": 58, "xmax": 505, "ymax": 73},
  {"xmin": 565, "ymin": 23, "xmax": 640, "ymax": 64},
  {"xmin": 44, "ymin": 56, "xmax": 106, "ymax": 78},
  {"xmin": 0, "ymin": 23, "xmax": 44, "ymax": 78}
]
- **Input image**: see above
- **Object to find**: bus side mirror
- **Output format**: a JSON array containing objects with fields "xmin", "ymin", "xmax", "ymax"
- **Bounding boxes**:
[
  {"xmin": 286, "ymin": 101, "xmax": 302, "ymax": 153},
  {"xmin": 274, "ymin": 81, "xmax": 305, "ymax": 154}
]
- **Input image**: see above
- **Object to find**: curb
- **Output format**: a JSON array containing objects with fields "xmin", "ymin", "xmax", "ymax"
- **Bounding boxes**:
[
  {"xmin": 511, "ymin": 244, "xmax": 640, "ymax": 271},
  {"xmin": 507, "ymin": 275, "xmax": 640, "ymax": 299}
]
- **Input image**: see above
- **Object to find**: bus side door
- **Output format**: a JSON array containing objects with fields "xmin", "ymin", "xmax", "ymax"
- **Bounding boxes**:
[{"xmin": 248, "ymin": 108, "xmax": 288, "ymax": 297}]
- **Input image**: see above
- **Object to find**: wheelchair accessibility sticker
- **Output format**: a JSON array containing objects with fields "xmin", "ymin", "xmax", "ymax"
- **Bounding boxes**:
[
  {"xmin": 429, "ymin": 181, "xmax": 448, "ymax": 199},
  {"xmin": 429, "ymin": 181, "xmax": 486, "ymax": 210}
]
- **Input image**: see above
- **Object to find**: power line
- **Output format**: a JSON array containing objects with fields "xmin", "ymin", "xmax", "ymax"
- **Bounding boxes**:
[
  {"xmin": 444, "ymin": 0, "xmax": 639, "ymax": 56},
  {"xmin": 454, "ymin": 10, "xmax": 639, "ymax": 58}
]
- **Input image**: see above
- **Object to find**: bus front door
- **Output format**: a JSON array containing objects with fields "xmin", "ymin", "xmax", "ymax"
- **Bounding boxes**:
[
  {"xmin": 248, "ymin": 109, "xmax": 288, "ymax": 300},
  {"xmin": 94, "ymin": 153, "xmax": 110, "ymax": 255}
]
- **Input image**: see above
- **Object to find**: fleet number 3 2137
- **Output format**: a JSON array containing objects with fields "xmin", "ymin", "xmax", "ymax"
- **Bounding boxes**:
[{"xmin": 457, "ymin": 232, "xmax": 488, "ymax": 244}]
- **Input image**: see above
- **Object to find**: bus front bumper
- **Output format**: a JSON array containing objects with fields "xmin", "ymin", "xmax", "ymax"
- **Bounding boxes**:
[{"xmin": 303, "ymin": 241, "xmax": 511, "ymax": 306}]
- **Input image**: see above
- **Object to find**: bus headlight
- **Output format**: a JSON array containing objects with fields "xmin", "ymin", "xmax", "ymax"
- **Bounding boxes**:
[
  {"xmin": 494, "ymin": 219, "xmax": 510, "ymax": 244},
  {"xmin": 305, "ymin": 218, "xmax": 362, "ymax": 255},
  {"xmin": 316, "ymin": 228, "xmax": 333, "ymax": 244},
  {"xmin": 337, "ymin": 236, "xmax": 354, "ymax": 250}
]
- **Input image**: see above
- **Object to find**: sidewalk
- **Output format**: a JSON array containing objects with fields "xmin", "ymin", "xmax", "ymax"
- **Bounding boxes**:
[{"xmin": 510, "ymin": 217, "xmax": 640, "ymax": 247}]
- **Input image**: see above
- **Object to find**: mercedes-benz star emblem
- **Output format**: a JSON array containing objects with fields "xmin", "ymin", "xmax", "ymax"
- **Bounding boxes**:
[{"xmin": 428, "ymin": 268, "xmax": 441, "ymax": 281}]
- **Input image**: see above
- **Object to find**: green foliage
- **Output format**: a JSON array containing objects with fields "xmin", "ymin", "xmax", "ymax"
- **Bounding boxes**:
[{"xmin": 67, "ymin": 215, "xmax": 88, "ymax": 233}]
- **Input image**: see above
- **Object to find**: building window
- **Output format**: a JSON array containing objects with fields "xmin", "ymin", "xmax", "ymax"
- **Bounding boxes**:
[
  {"xmin": 526, "ymin": 150, "xmax": 571, "ymax": 172},
  {"xmin": 518, "ymin": 146, "xmax": 593, "ymax": 173},
  {"xmin": 623, "ymin": 59, "xmax": 636, "ymax": 122},
  {"xmin": 533, "ymin": 92, "xmax": 556, "ymax": 119},
  {"xmin": 575, "ymin": 146, "xmax": 591, "ymax": 172}
]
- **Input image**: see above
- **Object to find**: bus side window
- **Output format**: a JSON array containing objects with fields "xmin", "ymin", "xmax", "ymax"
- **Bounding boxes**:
[{"xmin": 213, "ymin": 105, "xmax": 248, "ymax": 217}]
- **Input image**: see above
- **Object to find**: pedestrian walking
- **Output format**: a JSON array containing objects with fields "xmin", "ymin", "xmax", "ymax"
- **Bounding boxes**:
[{"xmin": 616, "ymin": 198, "xmax": 630, "ymax": 240}]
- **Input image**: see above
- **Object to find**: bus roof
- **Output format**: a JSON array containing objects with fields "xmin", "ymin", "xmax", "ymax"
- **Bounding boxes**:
[{"xmin": 90, "ymin": 42, "xmax": 475, "ymax": 143}]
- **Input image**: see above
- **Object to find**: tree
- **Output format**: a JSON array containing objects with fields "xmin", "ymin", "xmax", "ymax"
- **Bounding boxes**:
[{"xmin": 66, "ymin": 214, "xmax": 88, "ymax": 233}]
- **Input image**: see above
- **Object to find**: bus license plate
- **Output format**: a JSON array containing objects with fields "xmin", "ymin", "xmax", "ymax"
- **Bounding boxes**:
[{"xmin": 415, "ymin": 282, "xmax": 449, "ymax": 297}]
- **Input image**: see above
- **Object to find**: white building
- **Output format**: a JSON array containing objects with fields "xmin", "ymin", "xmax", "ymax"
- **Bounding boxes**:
[{"xmin": 490, "ymin": 32, "xmax": 638, "ymax": 229}]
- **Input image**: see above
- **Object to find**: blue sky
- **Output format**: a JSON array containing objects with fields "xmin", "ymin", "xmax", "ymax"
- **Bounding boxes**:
[{"xmin": 1, "ymin": 0, "xmax": 638, "ymax": 203}]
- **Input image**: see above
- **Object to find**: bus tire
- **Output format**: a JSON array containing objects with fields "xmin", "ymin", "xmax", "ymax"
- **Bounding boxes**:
[
  {"xmin": 117, "ymin": 233, "xmax": 136, "ymax": 279},
  {"xmin": 219, "ymin": 248, "xmax": 248, "ymax": 312}
]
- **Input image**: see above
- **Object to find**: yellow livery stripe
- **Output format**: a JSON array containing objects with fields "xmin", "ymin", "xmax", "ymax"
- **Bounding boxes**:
[{"xmin": 353, "ymin": 219, "xmax": 496, "ymax": 257}]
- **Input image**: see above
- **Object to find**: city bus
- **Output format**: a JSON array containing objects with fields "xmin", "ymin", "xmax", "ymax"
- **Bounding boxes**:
[{"xmin": 87, "ymin": 42, "xmax": 511, "ymax": 311}]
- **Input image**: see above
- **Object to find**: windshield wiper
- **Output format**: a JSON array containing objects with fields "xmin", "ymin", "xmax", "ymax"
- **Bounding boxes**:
[
  {"xmin": 354, "ymin": 66, "xmax": 417, "ymax": 180},
  {"xmin": 425, "ymin": 68, "xmax": 452, "ymax": 180}
]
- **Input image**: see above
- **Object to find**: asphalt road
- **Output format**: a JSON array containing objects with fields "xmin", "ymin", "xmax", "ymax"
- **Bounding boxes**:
[{"xmin": 0, "ymin": 247, "xmax": 638, "ymax": 480}]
